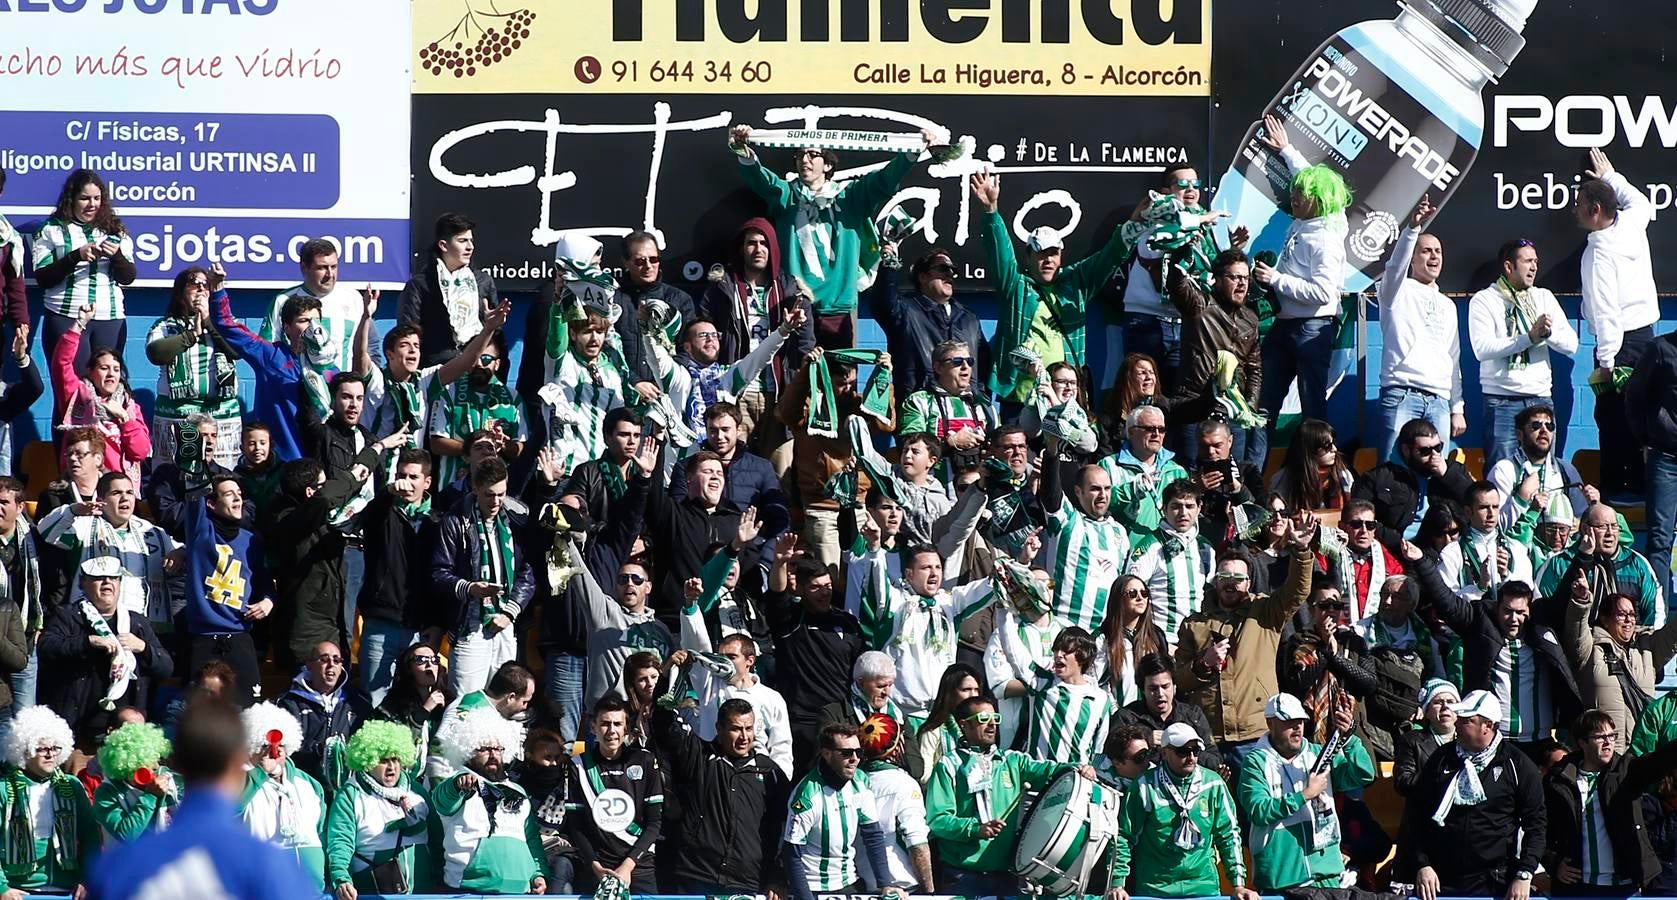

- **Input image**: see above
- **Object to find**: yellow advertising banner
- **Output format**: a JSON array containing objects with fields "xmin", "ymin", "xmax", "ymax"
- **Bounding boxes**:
[{"xmin": 412, "ymin": 0, "xmax": 1212, "ymax": 97}]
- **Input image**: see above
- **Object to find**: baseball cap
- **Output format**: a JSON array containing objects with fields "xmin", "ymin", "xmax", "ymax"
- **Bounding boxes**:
[
  {"xmin": 1263, "ymin": 693, "xmax": 1309, "ymax": 722},
  {"xmin": 1162, "ymin": 722, "xmax": 1204, "ymax": 750},
  {"xmin": 79, "ymin": 556, "xmax": 124, "ymax": 579},
  {"xmin": 1027, "ymin": 227, "xmax": 1063, "ymax": 253},
  {"xmin": 1454, "ymin": 690, "xmax": 1503, "ymax": 724}
]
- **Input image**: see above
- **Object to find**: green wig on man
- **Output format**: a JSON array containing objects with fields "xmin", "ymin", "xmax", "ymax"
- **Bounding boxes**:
[{"xmin": 97, "ymin": 723, "xmax": 172, "ymax": 783}]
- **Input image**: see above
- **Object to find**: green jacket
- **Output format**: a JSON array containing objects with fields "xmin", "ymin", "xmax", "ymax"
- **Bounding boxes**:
[
  {"xmin": 1098, "ymin": 446, "xmax": 1191, "ymax": 534},
  {"xmin": 1631, "ymin": 690, "xmax": 1677, "ymax": 756},
  {"xmin": 738, "ymin": 152, "xmax": 915, "ymax": 316},
  {"xmin": 924, "ymin": 744, "xmax": 1069, "ymax": 872},
  {"xmin": 1113, "ymin": 765, "xmax": 1245, "ymax": 897},
  {"xmin": 0, "ymin": 768, "xmax": 98, "ymax": 893},
  {"xmin": 983, "ymin": 210, "xmax": 1129, "ymax": 401},
  {"xmin": 93, "ymin": 767, "xmax": 180, "ymax": 842},
  {"xmin": 1238, "ymin": 734, "xmax": 1375, "ymax": 891},
  {"xmin": 326, "ymin": 774, "xmax": 434, "ymax": 894},
  {"xmin": 240, "ymin": 762, "xmax": 329, "ymax": 890}
]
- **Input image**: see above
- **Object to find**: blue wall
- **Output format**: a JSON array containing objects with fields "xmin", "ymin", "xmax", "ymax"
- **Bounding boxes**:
[{"xmin": 5, "ymin": 287, "xmax": 1672, "ymax": 471}]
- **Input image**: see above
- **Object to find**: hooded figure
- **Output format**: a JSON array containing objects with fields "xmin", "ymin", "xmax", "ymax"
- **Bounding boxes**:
[{"xmin": 701, "ymin": 218, "xmax": 816, "ymax": 386}]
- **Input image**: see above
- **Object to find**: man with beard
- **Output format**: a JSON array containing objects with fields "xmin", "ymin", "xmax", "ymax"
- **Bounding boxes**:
[
  {"xmin": 701, "ymin": 217, "xmax": 815, "ymax": 442},
  {"xmin": 653, "ymin": 693, "xmax": 789, "ymax": 896},
  {"xmin": 357, "ymin": 449, "xmax": 443, "ymax": 704},
  {"xmin": 1489, "ymin": 404, "xmax": 1594, "ymax": 533},
  {"xmin": 267, "ymin": 451, "xmax": 378, "ymax": 668},
  {"xmin": 1237, "ymin": 693, "xmax": 1374, "ymax": 892},
  {"xmin": 433, "ymin": 708, "xmax": 547, "ymax": 894},
  {"xmin": 871, "ymin": 244, "xmax": 988, "ymax": 397},
  {"xmin": 1040, "ymin": 439, "xmax": 1131, "ymax": 632},
  {"xmin": 1469, "ymin": 240, "xmax": 1578, "ymax": 472},
  {"xmin": 426, "ymin": 331, "xmax": 524, "ymax": 489},
  {"xmin": 1166, "ymin": 246, "xmax": 1262, "ymax": 467},
  {"xmin": 180, "ymin": 474, "xmax": 273, "ymax": 705},
  {"xmin": 261, "ymin": 239, "xmax": 373, "ymax": 372},
  {"xmin": 782, "ymin": 723, "xmax": 904, "ymax": 900}
]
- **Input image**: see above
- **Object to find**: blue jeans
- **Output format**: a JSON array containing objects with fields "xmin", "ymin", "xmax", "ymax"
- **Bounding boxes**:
[
  {"xmin": 544, "ymin": 652, "xmax": 587, "ymax": 741},
  {"xmin": 1123, "ymin": 313, "xmax": 1182, "ymax": 390},
  {"xmin": 940, "ymin": 864, "xmax": 1016, "ymax": 896},
  {"xmin": 1482, "ymin": 394, "xmax": 1549, "ymax": 476},
  {"xmin": 1251, "ymin": 316, "xmax": 1337, "ymax": 468},
  {"xmin": 7, "ymin": 647, "xmax": 37, "ymax": 711},
  {"xmin": 1379, "ymin": 386, "xmax": 1451, "ymax": 464},
  {"xmin": 1647, "ymin": 450, "xmax": 1677, "ymax": 611},
  {"xmin": 358, "ymin": 616, "xmax": 418, "ymax": 706},
  {"xmin": 342, "ymin": 544, "xmax": 364, "ymax": 649}
]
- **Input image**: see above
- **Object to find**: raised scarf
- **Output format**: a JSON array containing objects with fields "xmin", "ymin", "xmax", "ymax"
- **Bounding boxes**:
[
  {"xmin": 3, "ymin": 769, "xmax": 79, "ymax": 878},
  {"xmin": 436, "ymin": 259, "xmax": 483, "ymax": 347},
  {"xmin": 1494, "ymin": 277, "xmax": 1540, "ymax": 370},
  {"xmin": 473, "ymin": 508, "xmax": 516, "ymax": 626},
  {"xmin": 1256, "ymin": 735, "xmax": 1340, "ymax": 851},
  {"xmin": 997, "ymin": 610, "xmax": 1055, "ymax": 687},
  {"xmin": 807, "ymin": 348, "xmax": 892, "ymax": 438},
  {"xmin": 80, "ymin": 599, "xmax": 134, "ymax": 709},
  {"xmin": 1432, "ymin": 732, "xmax": 1505, "ymax": 825}
]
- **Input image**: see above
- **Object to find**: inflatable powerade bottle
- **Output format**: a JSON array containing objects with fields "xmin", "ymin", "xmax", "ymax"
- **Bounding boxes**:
[{"xmin": 1213, "ymin": 0, "xmax": 1539, "ymax": 293}]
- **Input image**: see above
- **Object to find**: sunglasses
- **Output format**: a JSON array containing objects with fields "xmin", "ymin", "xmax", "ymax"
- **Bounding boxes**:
[
  {"xmin": 617, "ymin": 573, "xmax": 648, "ymax": 586},
  {"xmin": 1167, "ymin": 745, "xmax": 1202, "ymax": 757},
  {"xmin": 927, "ymin": 263, "xmax": 955, "ymax": 277},
  {"xmin": 1412, "ymin": 442, "xmax": 1443, "ymax": 456},
  {"xmin": 188, "ymin": 278, "xmax": 209, "ymax": 288},
  {"xmin": 410, "ymin": 654, "xmax": 440, "ymax": 666},
  {"xmin": 631, "ymin": 255, "xmax": 660, "ymax": 265},
  {"xmin": 1121, "ymin": 749, "xmax": 1152, "ymax": 765},
  {"xmin": 829, "ymin": 747, "xmax": 862, "ymax": 758},
  {"xmin": 1526, "ymin": 420, "xmax": 1554, "ymax": 432},
  {"xmin": 1215, "ymin": 572, "xmax": 1250, "ymax": 583},
  {"xmin": 478, "ymin": 354, "xmax": 500, "ymax": 366},
  {"xmin": 1345, "ymin": 520, "xmax": 1377, "ymax": 531},
  {"xmin": 1131, "ymin": 424, "xmax": 1167, "ymax": 435},
  {"xmin": 963, "ymin": 711, "xmax": 1003, "ymax": 724},
  {"xmin": 1173, "ymin": 179, "xmax": 1203, "ymax": 190},
  {"xmin": 940, "ymin": 356, "xmax": 974, "ymax": 368}
]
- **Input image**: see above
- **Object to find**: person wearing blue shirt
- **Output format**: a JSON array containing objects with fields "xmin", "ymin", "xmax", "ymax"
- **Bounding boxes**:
[
  {"xmin": 85, "ymin": 698, "xmax": 321, "ymax": 900},
  {"xmin": 205, "ymin": 262, "xmax": 317, "ymax": 462}
]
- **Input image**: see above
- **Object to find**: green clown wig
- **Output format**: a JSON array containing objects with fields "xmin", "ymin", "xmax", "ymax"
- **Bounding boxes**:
[
  {"xmin": 98, "ymin": 722, "xmax": 172, "ymax": 783},
  {"xmin": 344, "ymin": 720, "xmax": 419, "ymax": 773},
  {"xmin": 1291, "ymin": 165, "xmax": 1353, "ymax": 218}
]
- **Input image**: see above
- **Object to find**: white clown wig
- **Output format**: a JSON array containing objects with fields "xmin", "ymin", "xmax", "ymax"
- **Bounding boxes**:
[
  {"xmin": 437, "ymin": 712, "xmax": 526, "ymax": 768},
  {"xmin": 241, "ymin": 702, "xmax": 303, "ymax": 759},
  {"xmin": 6, "ymin": 707, "xmax": 74, "ymax": 771}
]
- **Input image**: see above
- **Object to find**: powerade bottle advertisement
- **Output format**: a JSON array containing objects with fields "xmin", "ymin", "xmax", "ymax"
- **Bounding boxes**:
[{"xmin": 1214, "ymin": 0, "xmax": 1538, "ymax": 293}]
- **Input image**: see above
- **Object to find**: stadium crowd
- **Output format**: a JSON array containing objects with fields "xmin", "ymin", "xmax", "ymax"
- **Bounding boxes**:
[{"xmin": 0, "ymin": 122, "xmax": 1673, "ymax": 899}]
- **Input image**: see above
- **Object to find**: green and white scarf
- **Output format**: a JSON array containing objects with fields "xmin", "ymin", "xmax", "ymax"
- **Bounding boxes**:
[
  {"xmin": 80, "ymin": 599, "xmax": 135, "ymax": 710},
  {"xmin": 1495, "ymin": 277, "xmax": 1540, "ymax": 371},
  {"xmin": 474, "ymin": 509, "xmax": 516, "ymax": 626},
  {"xmin": 807, "ymin": 349, "xmax": 892, "ymax": 437},
  {"xmin": 1432, "ymin": 732, "xmax": 1505, "ymax": 825},
  {"xmin": 0, "ymin": 523, "xmax": 43, "ymax": 634},
  {"xmin": 3, "ymin": 769, "xmax": 80, "ymax": 879},
  {"xmin": 850, "ymin": 682, "xmax": 905, "ymax": 729},
  {"xmin": 437, "ymin": 260, "xmax": 483, "ymax": 347}
]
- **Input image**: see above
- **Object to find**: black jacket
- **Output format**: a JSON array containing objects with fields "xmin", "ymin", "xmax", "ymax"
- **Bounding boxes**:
[
  {"xmin": 1627, "ymin": 331, "xmax": 1677, "ymax": 454},
  {"xmin": 265, "ymin": 443, "xmax": 379, "ymax": 658},
  {"xmin": 1412, "ymin": 554, "xmax": 1584, "ymax": 719},
  {"xmin": 144, "ymin": 460, "xmax": 245, "ymax": 541},
  {"xmin": 1543, "ymin": 740, "xmax": 1677, "ymax": 889},
  {"xmin": 614, "ymin": 279, "xmax": 696, "ymax": 387},
  {"xmin": 867, "ymin": 260, "xmax": 990, "ymax": 397},
  {"xmin": 356, "ymin": 490, "xmax": 441, "ymax": 631},
  {"xmin": 1165, "ymin": 263, "xmax": 1261, "ymax": 422},
  {"xmin": 1115, "ymin": 699, "xmax": 1224, "ymax": 772},
  {"xmin": 39, "ymin": 601, "xmax": 173, "ymax": 742},
  {"xmin": 276, "ymin": 676, "xmax": 374, "ymax": 789},
  {"xmin": 761, "ymin": 591, "xmax": 865, "ymax": 726},
  {"xmin": 1642, "ymin": 793, "xmax": 1677, "ymax": 896},
  {"xmin": 305, "ymin": 417, "xmax": 372, "ymax": 482},
  {"xmin": 652, "ymin": 703, "xmax": 788, "ymax": 891},
  {"xmin": 646, "ymin": 473, "xmax": 741, "ymax": 626},
  {"xmin": 1352, "ymin": 460, "xmax": 1475, "ymax": 549},
  {"xmin": 396, "ymin": 261, "xmax": 499, "ymax": 367},
  {"xmin": 32, "ymin": 481, "xmax": 88, "ymax": 615},
  {"xmin": 1397, "ymin": 736, "xmax": 1546, "ymax": 888},
  {"xmin": 561, "ymin": 746, "xmax": 664, "ymax": 870},
  {"xmin": 817, "ymin": 699, "xmax": 927, "ymax": 781},
  {"xmin": 430, "ymin": 499, "xmax": 538, "ymax": 636},
  {"xmin": 1392, "ymin": 727, "xmax": 1452, "ymax": 797},
  {"xmin": 669, "ymin": 446, "xmax": 788, "ymax": 539},
  {"xmin": 699, "ymin": 217, "xmax": 815, "ymax": 389}
]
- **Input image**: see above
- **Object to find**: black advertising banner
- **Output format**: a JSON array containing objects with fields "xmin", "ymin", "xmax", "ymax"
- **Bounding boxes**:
[
  {"xmin": 1210, "ymin": 0, "xmax": 1677, "ymax": 293},
  {"xmin": 408, "ymin": 0, "xmax": 1214, "ymax": 288},
  {"xmin": 411, "ymin": 94, "xmax": 1210, "ymax": 288}
]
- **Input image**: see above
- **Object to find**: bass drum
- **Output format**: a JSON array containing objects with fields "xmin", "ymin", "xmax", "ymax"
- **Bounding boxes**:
[{"xmin": 1012, "ymin": 769, "xmax": 1120, "ymax": 896}]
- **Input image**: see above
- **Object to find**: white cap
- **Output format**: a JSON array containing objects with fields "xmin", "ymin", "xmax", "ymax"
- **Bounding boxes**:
[
  {"xmin": 79, "ymin": 555, "xmax": 124, "ymax": 579},
  {"xmin": 1027, "ymin": 227, "xmax": 1063, "ymax": 253},
  {"xmin": 1162, "ymin": 722, "xmax": 1204, "ymax": 750},
  {"xmin": 1263, "ymin": 693, "xmax": 1309, "ymax": 722},
  {"xmin": 1454, "ymin": 689, "xmax": 1503, "ymax": 725}
]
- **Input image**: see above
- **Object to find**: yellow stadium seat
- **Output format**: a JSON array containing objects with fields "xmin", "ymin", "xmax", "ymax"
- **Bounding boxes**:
[{"xmin": 18, "ymin": 442, "xmax": 58, "ymax": 501}]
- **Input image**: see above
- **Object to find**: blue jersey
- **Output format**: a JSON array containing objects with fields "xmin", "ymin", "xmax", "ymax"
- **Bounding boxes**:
[
  {"xmin": 182, "ymin": 499, "xmax": 270, "ymax": 636},
  {"xmin": 86, "ymin": 791, "xmax": 321, "ymax": 900}
]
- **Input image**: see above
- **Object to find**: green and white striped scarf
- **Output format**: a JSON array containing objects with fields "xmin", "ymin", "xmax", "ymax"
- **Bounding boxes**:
[
  {"xmin": 1494, "ymin": 277, "xmax": 1540, "ymax": 370},
  {"xmin": 435, "ymin": 379, "xmax": 520, "ymax": 486},
  {"xmin": 473, "ymin": 509, "xmax": 516, "ymax": 626},
  {"xmin": 3, "ymin": 769, "xmax": 80, "ymax": 879},
  {"xmin": 807, "ymin": 349, "xmax": 893, "ymax": 438}
]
